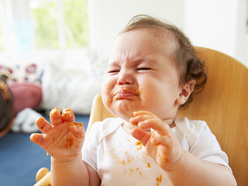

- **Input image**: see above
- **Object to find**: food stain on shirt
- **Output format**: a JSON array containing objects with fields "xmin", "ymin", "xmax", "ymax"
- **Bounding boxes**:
[
  {"xmin": 121, "ymin": 160, "xmax": 126, "ymax": 165},
  {"xmin": 126, "ymin": 167, "xmax": 145, "ymax": 179},
  {"xmin": 135, "ymin": 141, "xmax": 143, "ymax": 151},
  {"xmin": 110, "ymin": 146, "xmax": 134, "ymax": 166},
  {"xmin": 129, "ymin": 169, "xmax": 133, "ymax": 176},
  {"xmin": 156, "ymin": 174, "xmax": 162, "ymax": 186},
  {"xmin": 146, "ymin": 162, "xmax": 151, "ymax": 168}
]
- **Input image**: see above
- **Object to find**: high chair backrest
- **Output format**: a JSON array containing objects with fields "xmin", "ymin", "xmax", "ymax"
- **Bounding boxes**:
[{"xmin": 86, "ymin": 47, "xmax": 248, "ymax": 186}]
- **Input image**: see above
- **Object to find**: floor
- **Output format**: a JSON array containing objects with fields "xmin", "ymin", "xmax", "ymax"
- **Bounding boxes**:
[{"xmin": 0, "ymin": 114, "xmax": 89, "ymax": 186}]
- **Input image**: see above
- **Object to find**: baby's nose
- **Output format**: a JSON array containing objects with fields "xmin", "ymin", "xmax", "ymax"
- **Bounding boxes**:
[{"xmin": 117, "ymin": 70, "xmax": 134, "ymax": 85}]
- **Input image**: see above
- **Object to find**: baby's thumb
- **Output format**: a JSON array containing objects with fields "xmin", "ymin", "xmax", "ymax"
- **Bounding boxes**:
[{"xmin": 69, "ymin": 122, "xmax": 85, "ymax": 139}]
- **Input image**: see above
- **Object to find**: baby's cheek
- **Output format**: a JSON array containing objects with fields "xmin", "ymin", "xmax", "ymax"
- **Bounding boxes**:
[
  {"xmin": 104, "ymin": 97, "xmax": 113, "ymax": 110},
  {"xmin": 101, "ymin": 82, "xmax": 115, "ymax": 105},
  {"xmin": 139, "ymin": 85, "xmax": 151, "ymax": 100},
  {"xmin": 101, "ymin": 90, "xmax": 112, "ymax": 110}
]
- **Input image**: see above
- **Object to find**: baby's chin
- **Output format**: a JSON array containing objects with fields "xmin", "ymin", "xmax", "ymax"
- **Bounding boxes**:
[
  {"xmin": 109, "ymin": 103, "xmax": 135, "ymax": 116},
  {"xmin": 112, "ymin": 110, "xmax": 133, "ymax": 123}
]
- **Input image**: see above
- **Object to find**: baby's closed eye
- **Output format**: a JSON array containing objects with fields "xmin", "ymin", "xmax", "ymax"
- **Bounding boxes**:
[
  {"xmin": 137, "ymin": 67, "xmax": 152, "ymax": 71},
  {"xmin": 107, "ymin": 69, "xmax": 120, "ymax": 74}
]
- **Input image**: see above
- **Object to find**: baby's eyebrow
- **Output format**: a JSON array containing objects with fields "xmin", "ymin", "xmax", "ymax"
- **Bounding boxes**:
[
  {"xmin": 107, "ymin": 61, "xmax": 120, "ymax": 67},
  {"xmin": 135, "ymin": 58, "xmax": 158, "ymax": 66}
]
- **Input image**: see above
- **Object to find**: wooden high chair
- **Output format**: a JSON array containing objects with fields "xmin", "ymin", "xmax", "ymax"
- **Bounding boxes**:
[{"xmin": 34, "ymin": 47, "xmax": 248, "ymax": 186}]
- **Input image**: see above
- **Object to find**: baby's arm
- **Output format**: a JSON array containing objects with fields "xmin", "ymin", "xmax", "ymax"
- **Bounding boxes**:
[
  {"xmin": 30, "ymin": 108, "xmax": 100, "ymax": 186},
  {"xmin": 130, "ymin": 111, "xmax": 237, "ymax": 186}
]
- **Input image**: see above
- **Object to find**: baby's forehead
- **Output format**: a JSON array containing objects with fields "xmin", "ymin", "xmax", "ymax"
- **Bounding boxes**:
[
  {"xmin": 108, "ymin": 27, "xmax": 178, "ymax": 65},
  {"xmin": 108, "ymin": 56, "xmax": 158, "ymax": 66},
  {"xmin": 125, "ymin": 27, "xmax": 177, "ymax": 55}
]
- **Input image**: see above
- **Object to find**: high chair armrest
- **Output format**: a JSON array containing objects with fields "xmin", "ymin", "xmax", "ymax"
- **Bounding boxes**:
[{"xmin": 34, "ymin": 167, "xmax": 51, "ymax": 186}]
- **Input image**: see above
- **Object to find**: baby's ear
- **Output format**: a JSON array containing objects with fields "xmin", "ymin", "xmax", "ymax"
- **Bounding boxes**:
[{"xmin": 176, "ymin": 80, "xmax": 196, "ymax": 105}]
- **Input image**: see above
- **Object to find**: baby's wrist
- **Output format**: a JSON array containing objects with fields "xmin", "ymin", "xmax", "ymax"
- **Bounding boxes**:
[
  {"xmin": 166, "ymin": 150, "xmax": 185, "ymax": 172},
  {"xmin": 51, "ymin": 153, "xmax": 82, "ymax": 165}
]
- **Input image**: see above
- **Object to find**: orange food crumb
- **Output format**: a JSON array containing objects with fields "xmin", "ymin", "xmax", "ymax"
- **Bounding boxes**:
[
  {"xmin": 135, "ymin": 141, "xmax": 143, "ymax": 151},
  {"xmin": 128, "ymin": 158, "xmax": 133, "ymax": 163},
  {"xmin": 66, "ymin": 139, "xmax": 73, "ymax": 149},
  {"xmin": 159, "ymin": 153, "xmax": 169, "ymax": 163},
  {"xmin": 75, "ymin": 122, "xmax": 83, "ymax": 126},
  {"xmin": 163, "ymin": 157, "xmax": 169, "ymax": 163},
  {"xmin": 146, "ymin": 162, "xmax": 151, "ymax": 168},
  {"xmin": 63, "ymin": 116, "xmax": 68, "ymax": 120},
  {"xmin": 156, "ymin": 175, "xmax": 162, "ymax": 186},
  {"xmin": 121, "ymin": 160, "xmax": 125, "ymax": 165}
]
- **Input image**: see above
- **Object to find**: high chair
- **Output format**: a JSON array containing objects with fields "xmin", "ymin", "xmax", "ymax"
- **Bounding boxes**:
[{"xmin": 34, "ymin": 47, "xmax": 248, "ymax": 186}]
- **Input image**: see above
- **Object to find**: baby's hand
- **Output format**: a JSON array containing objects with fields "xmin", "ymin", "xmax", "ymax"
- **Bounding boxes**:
[
  {"xmin": 30, "ymin": 108, "xmax": 85, "ymax": 162},
  {"xmin": 130, "ymin": 111, "xmax": 183, "ymax": 171}
]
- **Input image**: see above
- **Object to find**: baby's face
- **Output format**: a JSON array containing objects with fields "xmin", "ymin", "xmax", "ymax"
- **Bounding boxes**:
[{"xmin": 102, "ymin": 28, "xmax": 183, "ymax": 123}]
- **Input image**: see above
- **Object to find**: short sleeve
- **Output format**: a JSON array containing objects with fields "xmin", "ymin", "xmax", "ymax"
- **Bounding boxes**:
[
  {"xmin": 190, "ymin": 124, "xmax": 231, "ymax": 170},
  {"xmin": 175, "ymin": 117, "xmax": 231, "ymax": 171}
]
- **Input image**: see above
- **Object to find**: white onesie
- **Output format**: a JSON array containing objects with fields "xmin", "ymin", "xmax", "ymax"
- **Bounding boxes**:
[{"xmin": 82, "ymin": 117, "xmax": 230, "ymax": 186}]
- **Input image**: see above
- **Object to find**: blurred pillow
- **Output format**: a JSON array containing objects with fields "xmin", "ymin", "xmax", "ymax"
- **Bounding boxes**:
[
  {"xmin": 0, "ymin": 63, "xmax": 42, "ymax": 84},
  {"xmin": 40, "ymin": 62, "xmax": 103, "ymax": 114},
  {"xmin": 8, "ymin": 83, "xmax": 42, "ymax": 116}
]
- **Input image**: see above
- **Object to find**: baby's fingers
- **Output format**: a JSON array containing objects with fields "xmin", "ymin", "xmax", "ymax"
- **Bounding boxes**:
[
  {"xmin": 151, "ymin": 129, "xmax": 171, "ymax": 147},
  {"xmin": 62, "ymin": 108, "xmax": 75, "ymax": 122},
  {"xmin": 69, "ymin": 122, "xmax": 85, "ymax": 139},
  {"xmin": 50, "ymin": 107, "xmax": 62, "ymax": 125},
  {"xmin": 36, "ymin": 117, "xmax": 52, "ymax": 133},
  {"xmin": 131, "ymin": 128, "xmax": 150, "ymax": 146},
  {"xmin": 30, "ymin": 133, "xmax": 44, "ymax": 146},
  {"xmin": 133, "ymin": 110, "xmax": 154, "ymax": 117}
]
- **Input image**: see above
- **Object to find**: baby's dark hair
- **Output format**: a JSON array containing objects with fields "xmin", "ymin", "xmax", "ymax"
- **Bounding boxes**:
[{"xmin": 119, "ymin": 14, "xmax": 207, "ymax": 108}]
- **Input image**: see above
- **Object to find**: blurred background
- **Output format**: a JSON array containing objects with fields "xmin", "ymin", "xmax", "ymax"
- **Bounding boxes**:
[
  {"xmin": 0, "ymin": 0, "xmax": 247, "ymax": 67},
  {"xmin": 0, "ymin": 0, "xmax": 247, "ymax": 185}
]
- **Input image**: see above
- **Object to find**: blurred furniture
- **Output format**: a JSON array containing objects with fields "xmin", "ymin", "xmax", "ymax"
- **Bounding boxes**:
[
  {"xmin": 35, "ymin": 47, "xmax": 248, "ymax": 186},
  {"xmin": 179, "ymin": 47, "xmax": 248, "ymax": 186},
  {"xmin": 0, "ymin": 74, "xmax": 14, "ymax": 138}
]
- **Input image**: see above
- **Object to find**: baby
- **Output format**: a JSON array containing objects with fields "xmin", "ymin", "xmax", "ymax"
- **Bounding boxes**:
[{"xmin": 30, "ymin": 15, "xmax": 237, "ymax": 185}]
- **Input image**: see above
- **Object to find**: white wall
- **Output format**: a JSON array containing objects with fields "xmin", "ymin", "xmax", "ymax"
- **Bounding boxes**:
[
  {"xmin": 184, "ymin": 0, "xmax": 238, "ymax": 58},
  {"xmin": 88, "ymin": 0, "xmax": 248, "ymax": 67},
  {"xmin": 184, "ymin": 0, "xmax": 248, "ymax": 67},
  {"xmin": 236, "ymin": 0, "xmax": 248, "ymax": 66},
  {"xmin": 88, "ymin": 0, "xmax": 185, "ymax": 51}
]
